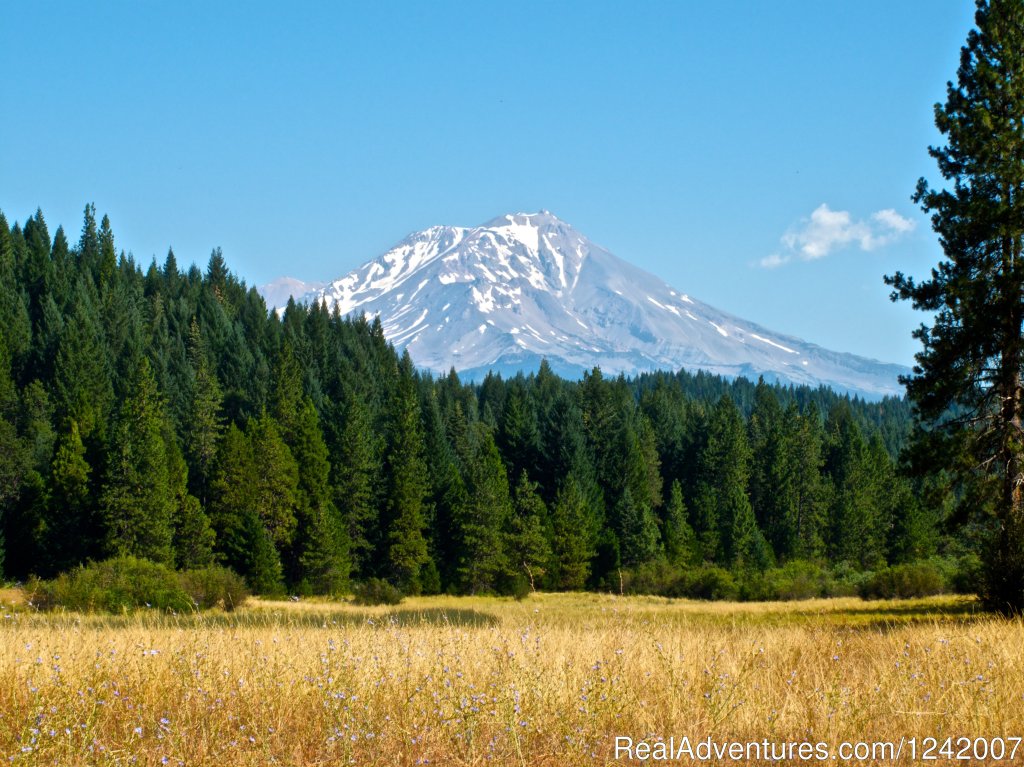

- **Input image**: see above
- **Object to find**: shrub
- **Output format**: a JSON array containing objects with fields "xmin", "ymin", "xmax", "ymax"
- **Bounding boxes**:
[
  {"xmin": 30, "ymin": 557, "xmax": 194, "ymax": 613},
  {"xmin": 742, "ymin": 560, "xmax": 831, "ymax": 601},
  {"xmin": 669, "ymin": 565, "xmax": 739, "ymax": 601},
  {"xmin": 622, "ymin": 561, "xmax": 679, "ymax": 596},
  {"xmin": 352, "ymin": 578, "xmax": 404, "ymax": 606},
  {"xmin": 825, "ymin": 562, "xmax": 874, "ymax": 597},
  {"xmin": 950, "ymin": 553, "xmax": 983, "ymax": 595},
  {"xmin": 179, "ymin": 565, "xmax": 249, "ymax": 611},
  {"xmin": 859, "ymin": 562, "xmax": 946, "ymax": 600}
]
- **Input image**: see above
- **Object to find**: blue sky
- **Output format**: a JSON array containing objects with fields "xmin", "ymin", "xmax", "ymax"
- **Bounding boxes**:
[{"xmin": 0, "ymin": 2, "xmax": 977, "ymax": 366}]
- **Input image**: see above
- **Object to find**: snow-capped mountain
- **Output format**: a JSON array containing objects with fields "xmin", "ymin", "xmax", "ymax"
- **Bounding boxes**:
[
  {"xmin": 258, "ymin": 277, "xmax": 325, "ymax": 312},
  {"xmin": 296, "ymin": 211, "xmax": 908, "ymax": 399}
]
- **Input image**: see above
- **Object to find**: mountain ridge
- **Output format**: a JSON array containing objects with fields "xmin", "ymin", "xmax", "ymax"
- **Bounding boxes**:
[{"xmin": 266, "ymin": 211, "xmax": 908, "ymax": 399}]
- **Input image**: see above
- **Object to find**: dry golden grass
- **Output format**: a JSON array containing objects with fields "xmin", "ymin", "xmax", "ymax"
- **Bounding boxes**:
[{"xmin": 1, "ymin": 592, "xmax": 1021, "ymax": 765}]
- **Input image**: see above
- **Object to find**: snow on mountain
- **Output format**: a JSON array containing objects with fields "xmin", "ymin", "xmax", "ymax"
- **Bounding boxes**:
[
  {"xmin": 258, "ymin": 277, "xmax": 326, "ymax": 312},
  {"xmin": 297, "ymin": 211, "xmax": 909, "ymax": 399}
]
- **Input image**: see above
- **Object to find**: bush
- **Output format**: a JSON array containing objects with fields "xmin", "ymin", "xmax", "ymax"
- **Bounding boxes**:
[
  {"xmin": 622, "ymin": 561, "xmax": 679, "ymax": 596},
  {"xmin": 669, "ymin": 565, "xmax": 739, "ymax": 601},
  {"xmin": 352, "ymin": 578, "xmax": 404, "ymax": 606},
  {"xmin": 949, "ymin": 553, "xmax": 983, "ymax": 595},
  {"xmin": 30, "ymin": 557, "xmax": 194, "ymax": 613},
  {"xmin": 859, "ymin": 562, "xmax": 947, "ymax": 600},
  {"xmin": 179, "ymin": 565, "xmax": 249, "ymax": 611},
  {"xmin": 742, "ymin": 560, "xmax": 831, "ymax": 601}
]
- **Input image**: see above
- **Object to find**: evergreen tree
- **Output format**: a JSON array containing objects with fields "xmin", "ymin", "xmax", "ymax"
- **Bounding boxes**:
[
  {"xmin": 167, "ymin": 433, "xmax": 214, "ymax": 569},
  {"xmin": 381, "ymin": 352, "xmax": 430, "ymax": 592},
  {"xmin": 45, "ymin": 420, "xmax": 96, "ymax": 573},
  {"xmin": 498, "ymin": 378, "xmax": 541, "ymax": 481},
  {"xmin": 548, "ymin": 474, "xmax": 594, "ymax": 590},
  {"xmin": 662, "ymin": 480, "xmax": 698, "ymax": 568},
  {"xmin": 885, "ymin": 0, "xmax": 1024, "ymax": 612},
  {"xmin": 208, "ymin": 423, "xmax": 285, "ymax": 592},
  {"xmin": 617, "ymin": 487, "xmax": 661, "ymax": 568},
  {"xmin": 100, "ymin": 358, "xmax": 175, "ymax": 564},
  {"xmin": 507, "ymin": 471, "xmax": 552, "ymax": 591},
  {"xmin": 246, "ymin": 413, "xmax": 299, "ymax": 550},
  {"xmin": 289, "ymin": 399, "xmax": 348, "ymax": 594},
  {"xmin": 824, "ymin": 404, "xmax": 885, "ymax": 568},
  {"xmin": 788, "ymin": 403, "xmax": 828, "ymax": 559},
  {"xmin": 692, "ymin": 395, "xmax": 759, "ymax": 564},
  {"xmin": 331, "ymin": 388, "xmax": 379, "ymax": 579},
  {"xmin": 455, "ymin": 423, "xmax": 512, "ymax": 593},
  {"xmin": 185, "ymin": 319, "xmax": 224, "ymax": 508},
  {"xmin": 54, "ymin": 279, "xmax": 113, "ymax": 440}
]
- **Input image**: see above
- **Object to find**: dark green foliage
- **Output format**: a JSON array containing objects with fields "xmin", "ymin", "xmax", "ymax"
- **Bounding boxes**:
[
  {"xmin": 0, "ymin": 204, "xmax": 966, "ymax": 600},
  {"xmin": 693, "ymin": 396, "xmax": 758, "ymax": 564},
  {"xmin": 45, "ymin": 420, "xmax": 96, "ymax": 573},
  {"xmin": 884, "ymin": 1, "xmax": 1024, "ymax": 613},
  {"xmin": 453, "ymin": 423, "xmax": 512, "ymax": 593},
  {"xmin": 101, "ymin": 358, "xmax": 175, "ymax": 564},
  {"xmin": 30, "ymin": 556, "xmax": 193, "ymax": 613},
  {"xmin": 548, "ymin": 474, "xmax": 594, "ymax": 590},
  {"xmin": 287, "ymin": 399, "xmax": 349, "ymax": 595},
  {"xmin": 381, "ymin": 353, "xmax": 430, "ymax": 593},
  {"xmin": 740, "ymin": 560, "xmax": 834, "ymax": 601},
  {"xmin": 331, "ymin": 389, "xmax": 378, "ymax": 578},
  {"xmin": 616, "ymin": 487, "xmax": 661, "ymax": 568},
  {"xmin": 507, "ymin": 472, "xmax": 552, "ymax": 591},
  {"xmin": 859, "ymin": 562, "xmax": 947, "ymax": 600},
  {"xmin": 246, "ymin": 414, "xmax": 299, "ymax": 549},
  {"xmin": 662, "ymin": 480, "xmax": 698, "ymax": 568},
  {"xmin": 673, "ymin": 565, "xmax": 740, "ymax": 601},
  {"xmin": 178, "ymin": 565, "xmax": 249, "ymax": 611},
  {"xmin": 352, "ymin": 577, "xmax": 404, "ymax": 606},
  {"xmin": 185, "ymin": 319, "xmax": 223, "ymax": 508}
]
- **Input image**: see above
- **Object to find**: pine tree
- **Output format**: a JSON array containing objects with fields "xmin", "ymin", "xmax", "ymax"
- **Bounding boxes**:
[
  {"xmin": 331, "ymin": 388, "xmax": 379, "ymax": 579},
  {"xmin": 54, "ymin": 278, "xmax": 113, "ymax": 440},
  {"xmin": 693, "ymin": 395, "xmax": 759, "ymax": 565},
  {"xmin": 208, "ymin": 423, "xmax": 285, "ymax": 593},
  {"xmin": 548, "ymin": 474, "xmax": 595, "ymax": 590},
  {"xmin": 788, "ymin": 402, "xmax": 828, "ymax": 559},
  {"xmin": 885, "ymin": 0, "xmax": 1024, "ymax": 611},
  {"xmin": 617, "ymin": 487, "xmax": 662, "ymax": 568},
  {"xmin": 507, "ymin": 471, "xmax": 552, "ymax": 591},
  {"xmin": 455, "ymin": 423, "xmax": 512, "ymax": 593},
  {"xmin": 0, "ymin": 213, "xmax": 32, "ymax": 375},
  {"xmin": 45, "ymin": 420, "xmax": 96, "ymax": 573},
  {"xmin": 824, "ymin": 404, "xmax": 885, "ymax": 568},
  {"xmin": 167, "ymin": 433, "xmax": 215, "ymax": 569},
  {"xmin": 662, "ymin": 480, "xmax": 698, "ymax": 568},
  {"xmin": 381, "ymin": 352, "xmax": 430, "ymax": 592},
  {"xmin": 499, "ymin": 379, "xmax": 541, "ymax": 481},
  {"xmin": 246, "ymin": 414, "xmax": 299, "ymax": 550},
  {"xmin": 185, "ymin": 319, "xmax": 224, "ymax": 508},
  {"xmin": 0, "ymin": 346, "xmax": 28, "ymax": 576},
  {"xmin": 289, "ymin": 399, "xmax": 348, "ymax": 594},
  {"xmin": 100, "ymin": 358, "xmax": 175, "ymax": 564}
]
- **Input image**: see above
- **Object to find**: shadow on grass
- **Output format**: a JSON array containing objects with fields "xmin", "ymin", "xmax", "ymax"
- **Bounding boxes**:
[{"xmin": 12, "ymin": 605, "xmax": 501, "ymax": 631}]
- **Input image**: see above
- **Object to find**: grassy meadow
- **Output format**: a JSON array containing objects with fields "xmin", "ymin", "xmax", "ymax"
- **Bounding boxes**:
[{"xmin": 1, "ymin": 591, "xmax": 1021, "ymax": 765}]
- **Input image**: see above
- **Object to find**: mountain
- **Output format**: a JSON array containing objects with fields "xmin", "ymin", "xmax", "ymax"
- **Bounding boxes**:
[
  {"xmin": 258, "ymin": 276, "xmax": 325, "ymax": 312},
  {"xmin": 295, "ymin": 211, "xmax": 909, "ymax": 399}
]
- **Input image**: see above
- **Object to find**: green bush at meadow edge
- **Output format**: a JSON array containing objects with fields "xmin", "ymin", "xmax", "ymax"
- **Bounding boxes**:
[
  {"xmin": 621, "ymin": 556, "xmax": 981, "ymax": 602},
  {"xmin": 28, "ymin": 556, "xmax": 249, "ymax": 613}
]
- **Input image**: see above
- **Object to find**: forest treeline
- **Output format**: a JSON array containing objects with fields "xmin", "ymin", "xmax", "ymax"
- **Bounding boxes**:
[{"xmin": 0, "ymin": 206, "xmax": 968, "ymax": 597}]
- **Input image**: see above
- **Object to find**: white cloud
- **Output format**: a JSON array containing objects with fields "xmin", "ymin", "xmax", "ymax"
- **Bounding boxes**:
[
  {"xmin": 759, "ymin": 253, "xmax": 790, "ymax": 269},
  {"xmin": 764, "ymin": 204, "xmax": 915, "ymax": 267},
  {"xmin": 871, "ymin": 208, "xmax": 915, "ymax": 234}
]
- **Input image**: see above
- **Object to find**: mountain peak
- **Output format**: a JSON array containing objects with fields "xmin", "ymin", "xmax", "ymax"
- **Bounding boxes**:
[
  {"xmin": 292, "ymin": 214, "xmax": 908, "ymax": 399},
  {"xmin": 484, "ymin": 209, "xmax": 562, "ymax": 225}
]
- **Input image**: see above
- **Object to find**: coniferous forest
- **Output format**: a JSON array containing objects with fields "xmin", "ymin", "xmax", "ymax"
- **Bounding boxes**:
[{"xmin": 0, "ymin": 206, "xmax": 978, "ymax": 598}]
